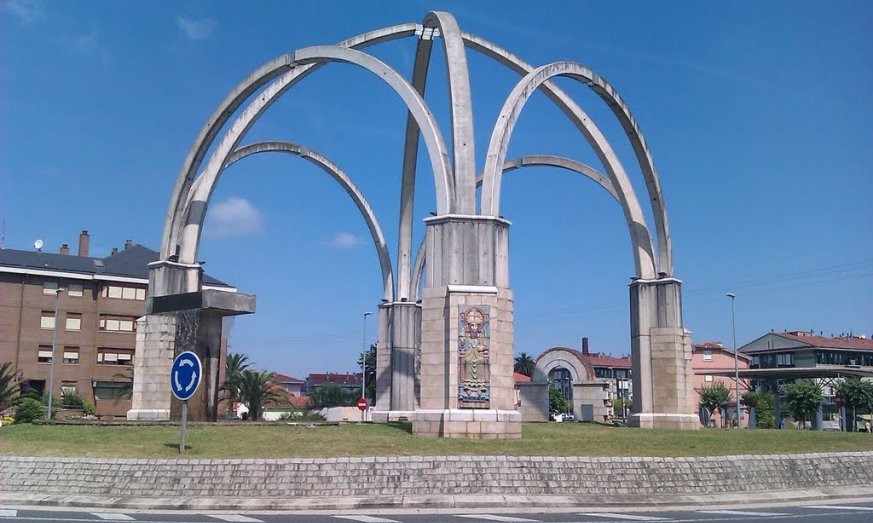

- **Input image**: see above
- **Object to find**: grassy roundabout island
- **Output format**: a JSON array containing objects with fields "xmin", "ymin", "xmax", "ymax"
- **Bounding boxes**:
[{"xmin": 2, "ymin": 422, "xmax": 871, "ymax": 458}]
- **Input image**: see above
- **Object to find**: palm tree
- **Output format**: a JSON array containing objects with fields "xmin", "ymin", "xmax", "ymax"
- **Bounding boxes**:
[
  {"xmin": 222, "ymin": 352, "xmax": 251, "ymax": 414},
  {"xmin": 513, "ymin": 352, "xmax": 536, "ymax": 377},
  {"xmin": 237, "ymin": 370, "xmax": 288, "ymax": 421},
  {"xmin": 0, "ymin": 362, "xmax": 22, "ymax": 412}
]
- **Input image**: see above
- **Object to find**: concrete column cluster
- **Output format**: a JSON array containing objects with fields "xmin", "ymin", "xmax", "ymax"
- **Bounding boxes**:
[{"xmin": 137, "ymin": 10, "xmax": 698, "ymax": 435}]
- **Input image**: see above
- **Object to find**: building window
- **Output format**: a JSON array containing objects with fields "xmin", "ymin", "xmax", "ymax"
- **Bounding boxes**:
[
  {"xmin": 704, "ymin": 374, "xmax": 714, "ymax": 382},
  {"xmin": 68, "ymin": 284, "xmax": 83, "ymax": 297},
  {"xmin": 65, "ymin": 313, "xmax": 82, "ymax": 331},
  {"xmin": 37, "ymin": 345, "xmax": 53, "ymax": 363},
  {"xmin": 97, "ymin": 348, "xmax": 134, "ymax": 365},
  {"xmin": 43, "ymin": 281, "xmax": 58, "ymax": 295},
  {"xmin": 102, "ymin": 285, "xmax": 145, "ymax": 301},
  {"xmin": 703, "ymin": 350, "xmax": 712, "ymax": 361},
  {"xmin": 93, "ymin": 381, "xmax": 129, "ymax": 400},
  {"xmin": 61, "ymin": 381, "xmax": 77, "ymax": 395},
  {"xmin": 40, "ymin": 311, "xmax": 55, "ymax": 330},
  {"xmin": 777, "ymin": 353, "xmax": 794, "ymax": 367},
  {"xmin": 62, "ymin": 347, "xmax": 79, "ymax": 364},
  {"xmin": 99, "ymin": 315, "xmax": 137, "ymax": 332}
]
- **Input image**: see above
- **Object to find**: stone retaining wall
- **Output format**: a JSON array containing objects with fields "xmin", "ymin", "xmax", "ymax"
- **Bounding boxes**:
[{"xmin": 2, "ymin": 453, "xmax": 871, "ymax": 499}]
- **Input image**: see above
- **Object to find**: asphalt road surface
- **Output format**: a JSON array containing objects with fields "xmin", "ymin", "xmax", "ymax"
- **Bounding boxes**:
[{"xmin": 2, "ymin": 501, "xmax": 873, "ymax": 523}]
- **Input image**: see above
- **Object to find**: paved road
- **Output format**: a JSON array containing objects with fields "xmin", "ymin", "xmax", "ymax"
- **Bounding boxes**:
[{"xmin": 2, "ymin": 502, "xmax": 873, "ymax": 523}]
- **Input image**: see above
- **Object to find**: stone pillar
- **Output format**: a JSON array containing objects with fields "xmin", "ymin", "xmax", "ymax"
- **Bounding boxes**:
[
  {"xmin": 169, "ymin": 310, "xmax": 223, "ymax": 422},
  {"xmin": 127, "ymin": 315, "xmax": 176, "ymax": 421},
  {"xmin": 373, "ymin": 301, "xmax": 420, "ymax": 422},
  {"xmin": 128, "ymin": 261, "xmax": 201, "ymax": 421},
  {"xmin": 413, "ymin": 215, "xmax": 521, "ymax": 439},
  {"xmin": 390, "ymin": 302, "xmax": 419, "ymax": 413},
  {"xmin": 373, "ymin": 303, "xmax": 392, "ymax": 418},
  {"xmin": 628, "ymin": 278, "xmax": 698, "ymax": 430},
  {"xmin": 128, "ymin": 259, "xmax": 254, "ymax": 422}
]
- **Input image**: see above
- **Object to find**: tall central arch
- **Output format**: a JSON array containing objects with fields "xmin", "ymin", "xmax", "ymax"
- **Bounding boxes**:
[{"xmin": 129, "ymin": 11, "xmax": 697, "ymax": 435}]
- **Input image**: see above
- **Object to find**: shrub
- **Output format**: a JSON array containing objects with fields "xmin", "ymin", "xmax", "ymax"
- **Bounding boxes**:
[
  {"xmin": 61, "ymin": 390, "xmax": 85, "ymax": 409},
  {"xmin": 14, "ymin": 397, "xmax": 44, "ymax": 424},
  {"xmin": 81, "ymin": 400, "xmax": 97, "ymax": 416}
]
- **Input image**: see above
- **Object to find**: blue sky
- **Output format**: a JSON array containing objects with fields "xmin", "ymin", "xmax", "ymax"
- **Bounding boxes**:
[{"xmin": 2, "ymin": 1, "xmax": 871, "ymax": 378}]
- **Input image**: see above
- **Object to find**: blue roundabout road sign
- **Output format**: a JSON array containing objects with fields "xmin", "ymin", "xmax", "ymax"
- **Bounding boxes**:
[{"xmin": 170, "ymin": 351, "xmax": 202, "ymax": 401}]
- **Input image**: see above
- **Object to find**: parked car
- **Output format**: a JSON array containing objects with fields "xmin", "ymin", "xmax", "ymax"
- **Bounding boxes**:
[{"xmin": 563, "ymin": 412, "xmax": 575, "ymax": 422}]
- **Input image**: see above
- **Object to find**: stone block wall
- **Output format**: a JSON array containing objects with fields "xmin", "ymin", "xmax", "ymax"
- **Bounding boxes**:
[{"xmin": 2, "ymin": 453, "xmax": 872, "ymax": 501}]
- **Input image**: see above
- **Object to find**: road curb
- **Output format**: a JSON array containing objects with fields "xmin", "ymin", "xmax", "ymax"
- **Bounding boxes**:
[{"xmin": 4, "ymin": 487, "xmax": 873, "ymax": 513}]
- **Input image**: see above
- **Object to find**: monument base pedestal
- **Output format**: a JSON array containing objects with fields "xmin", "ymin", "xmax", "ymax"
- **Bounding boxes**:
[
  {"xmin": 126, "ymin": 409, "xmax": 169, "ymax": 421},
  {"xmin": 628, "ymin": 413, "xmax": 700, "ymax": 430},
  {"xmin": 370, "ymin": 410, "xmax": 416, "ymax": 423},
  {"xmin": 412, "ymin": 409, "xmax": 521, "ymax": 439}
]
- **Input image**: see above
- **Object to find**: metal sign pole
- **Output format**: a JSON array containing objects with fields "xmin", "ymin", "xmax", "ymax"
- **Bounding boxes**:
[{"xmin": 179, "ymin": 400, "xmax": 188, "ymax": 455}]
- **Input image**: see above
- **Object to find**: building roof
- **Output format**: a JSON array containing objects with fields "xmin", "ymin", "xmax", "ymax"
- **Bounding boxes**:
[
  {"xmin": 742, "ymin": 331, "xmax": 873, "ymax": 354},
  {"xmin": 694, "ymin": 341, "xmax": 727, "ymax": 350},
  {"xmin": 273, "ymin": 373, "xmax": 304, "ymax": 384},
  {"xmin": 306, "ymin": 372, "xmax": 363, "ymax": 387},
  {"xmin": 777, "ymin": 332, "xmax": 873, "ymax": 351},
  {"xmin": 693, "ymin": 341, "xmax": 750, "ymax": 362},
  {"xmin": 586, "ymin": 353, "xmax": 631, "ymax": 369},
  {"xmin": 0, "ymin": 245, "xmax": 232, "ymax": 288},
  {"xmin": 513, "ymin": 372, "xmax": 531, "ymax": 383},
  {"xmin": 288, "ymin": 395, "xmax": 311, "ymax": 408}
]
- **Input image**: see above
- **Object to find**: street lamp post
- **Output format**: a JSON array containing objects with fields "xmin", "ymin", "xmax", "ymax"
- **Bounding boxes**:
[
  {"xmin": 361, "ymin": 311, "xmax": 372, "ymax": 422},
  {"xmin": 46, "ymin": 286, "xmax": 63, "ymax": 419},
  {"xmin": 726, "ymin": 292, "xmax": 740, "ymax": 428}
]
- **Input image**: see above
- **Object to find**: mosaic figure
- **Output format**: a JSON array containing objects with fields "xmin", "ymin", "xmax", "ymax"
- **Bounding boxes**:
[{"xmin": 458, "ymin": 305, "xmax": 490, "ymax": 408}]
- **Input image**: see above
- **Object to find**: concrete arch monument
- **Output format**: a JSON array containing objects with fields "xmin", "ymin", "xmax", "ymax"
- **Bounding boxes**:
[{"xmin": 130, "ymin": 11, "xmax": 696, "ymax": 434}]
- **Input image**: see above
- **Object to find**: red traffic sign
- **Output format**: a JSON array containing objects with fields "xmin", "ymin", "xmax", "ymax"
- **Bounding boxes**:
[{"xmin": 357, "ymin": 397, "xmax": 368, "ymax": 411}]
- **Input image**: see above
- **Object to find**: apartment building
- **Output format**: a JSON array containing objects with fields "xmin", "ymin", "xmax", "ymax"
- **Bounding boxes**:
[{"xmin": 0, "ymin": 231, "xmax": 233, "ymax": 419}]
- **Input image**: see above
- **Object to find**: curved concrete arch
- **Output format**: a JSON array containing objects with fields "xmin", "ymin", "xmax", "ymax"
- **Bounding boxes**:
[
  {"xmin": 481, "ymin": 61, "xmax": 658, "ymax": 280},
  {"xmin": 410, "ymin": 155, "xmax": 623, "ymax": 301},
  {"xmin": 176, "ymin": 45, "xmax": 454, "ymax": 268},
  {"xmin": 183, "ymin": 140, "xmax": 394, "ymax": 302},
  {"xmin": 161, "ymin": 22, "xmax": 421, "ymax": 260},
  {"xmin": 532, "ymin": 347, "xmax": 595, "ymax": 383},
  {"xmin": 395, "ymin": 12, "xmax": 476, "ymax": 301},
  {"xmin": 461, "ymin": 33, "xmax": 671, "ymax": 277}
]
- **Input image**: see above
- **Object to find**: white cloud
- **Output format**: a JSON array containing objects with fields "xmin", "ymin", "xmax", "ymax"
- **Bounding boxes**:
[
  {"xmin": 326, "ymin": 232, "xmax": 364, "ymax": 249},
  {"xmin": 175, "ymin": 16, "xmax": 216, "ymax": 40},
  {"xmin": 4, "ymin": 0, "xmax": 42, "ymax": 27},
  {"xmin": 70, "ymin": 26, "xmax": 99, "ymax": 55},
  {"xmin": 204, "ymin": 197, "xmax": 264, "ymax": 238}
]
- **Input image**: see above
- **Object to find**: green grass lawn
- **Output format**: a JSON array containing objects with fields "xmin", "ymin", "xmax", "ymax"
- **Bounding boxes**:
[{"xmin": 2, "ymin": 422, "xmax": 872, "ymax": 458}]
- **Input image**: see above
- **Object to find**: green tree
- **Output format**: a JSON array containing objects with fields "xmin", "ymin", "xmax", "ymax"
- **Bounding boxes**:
[
  {"xmin": 237, "ymin": 370, "xmax": 287, "ymax": 421},
  {"xmin": 513, "ymin": 352, "xmax": 536, "ymax": 377},
  {"xmin": 741, "ymin": 390, "xmax": 776, "ymax": 429},
  {"xmin": 0, "ymin": 362, "xmax": 21, "ymax": 412},
  {"xmin": 548, "ymin": 387, "xmax": 571, "ymax": 414},
  {"xmin": 310, "ymin": 382, "xmax": 355, "ymax": 409},
  {"xmin": 834, "ymin": 378, "xmax": 873, "ymax": 431},
  {"xmin": 357, "ymin": 344, "xmax": 376, "ymax": 403},
  {"xmin": 698, "ymin": 382, "xmax": 732, "ymax": 424},
  {"xmin": 13, "ymin": 397, "xmax": 43, "ymax": 424},
  {"xmin": 222, "ymin": 352, "xmax": 251, "ymax": 414},
  {"xmin": 784, "ymin": 380, "xmax": 823, "ymax": 429}
]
